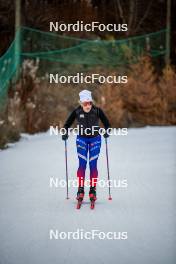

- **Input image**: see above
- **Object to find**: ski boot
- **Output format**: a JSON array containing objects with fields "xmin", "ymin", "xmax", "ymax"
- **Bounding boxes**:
[
  {"xmin": 89, "ymin": 186, "xmax": 96, "ymax": 209},
  {"xmin": 76, "ymin": 187, "xmax": 84, "ymax": 209}
]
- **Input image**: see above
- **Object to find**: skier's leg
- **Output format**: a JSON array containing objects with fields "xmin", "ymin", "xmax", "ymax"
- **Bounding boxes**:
[
  {"xmin": 89, "ymin": 135, "xmax": 101, "ymax": 186},
  {"xmin": 76, "ymin": 136, "xmax": 88, "ymax": 189},
  {"xmin": 88, "ymin": 135, "xmax": 101, "ymax": 200}
]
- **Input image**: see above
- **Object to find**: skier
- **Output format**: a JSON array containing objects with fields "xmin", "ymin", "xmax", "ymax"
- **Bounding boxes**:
[{"xmin": 62, "ymin": 90, "xmax": 111, "ymax": 208}]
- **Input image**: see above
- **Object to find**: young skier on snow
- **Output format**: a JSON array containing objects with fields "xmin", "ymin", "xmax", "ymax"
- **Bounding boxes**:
[{"xmin": 62, "ymin": 90, "xmax": 111, "ymax": 208}]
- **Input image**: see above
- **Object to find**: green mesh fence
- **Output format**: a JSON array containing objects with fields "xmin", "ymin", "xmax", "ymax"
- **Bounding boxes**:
[
  {"xmin": 0, "ymin": 26, "xmax": 167, "ymax": 106},
  {"xmin": 0, "ymin": 30, "xmax": 21, "ymax": 102},
  {"xmin": 21, "ymin": 27, "xmax": 166, "ymax": 65}
]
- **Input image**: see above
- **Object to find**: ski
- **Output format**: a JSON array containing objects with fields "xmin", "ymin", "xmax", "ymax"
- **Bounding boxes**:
[
  {"xmin": 90, "ymin": 200, "xmax": 95, "ymax": 209},
  {"xmin": 76, "ymin": 187, "xmax": 84, "ymax": 209},
  {"xmin": 89, "ymin": 189, "xmax": 96, "ymax": 209},
  {"xmin": 76, "ymin": 198, "xmax": 83, "ymax": 209}
]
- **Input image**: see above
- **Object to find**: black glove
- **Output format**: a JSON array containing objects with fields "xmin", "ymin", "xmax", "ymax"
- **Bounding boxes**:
[
  {"xmin": 62, "ymin": 134, "xmax": 68, "ymax": 141},
  {"xmin": 103, "ymin": 132, "xmax": 109, "ymax": 138}
]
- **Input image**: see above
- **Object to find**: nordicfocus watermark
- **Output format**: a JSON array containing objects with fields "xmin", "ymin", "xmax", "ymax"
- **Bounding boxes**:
[
  {"xmin": 49, "ymin": 229, "xmax": 128, "ymax": 240},
  {"xmin": 49, "ymin": 73, "xmax": 128, "ymax": 84},
  {"xmin": 49, "ymin": 177, "xmax": 128, "ymax": 189},
  {"xmin": 50, "ymin": 126, "xmax": 128, "ymax": 137},
  {"xmin": 50, "ymin": 21, "xmax": 128, "ymax": 32}
]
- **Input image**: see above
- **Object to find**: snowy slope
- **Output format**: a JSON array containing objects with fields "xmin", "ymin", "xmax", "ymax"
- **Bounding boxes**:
[{"xmin": 0, "ymin": 126, "xmax": 176, "ymax": 264}]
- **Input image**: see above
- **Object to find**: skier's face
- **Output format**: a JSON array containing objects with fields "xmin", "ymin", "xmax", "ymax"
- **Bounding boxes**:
[{"xmin": 81, "ymin": 101, "xmax": 92, "ymax": 113}]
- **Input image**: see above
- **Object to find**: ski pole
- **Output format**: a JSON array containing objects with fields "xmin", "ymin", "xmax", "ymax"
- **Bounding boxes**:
[
  {"xmin": 64, "ymin": 140, "xmax": 69, "ymax": 199},
  {"xmin": 105, "ymin": 137, "xmax": 112, "ymax": 200}
]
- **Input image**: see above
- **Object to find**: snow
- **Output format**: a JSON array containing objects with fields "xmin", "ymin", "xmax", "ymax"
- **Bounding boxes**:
[{"xmin": 0, "ymin": 126, "xmax": 176, "ymax": 264}]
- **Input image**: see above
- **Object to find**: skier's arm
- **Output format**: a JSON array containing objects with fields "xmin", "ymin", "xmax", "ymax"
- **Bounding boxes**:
[
  {"xmin": 62, "ymin": 110, "xmax": 76, "ymax": 140},
  {"xmin": 98, "ymin": 108, "xmax": 111, "ymax": 138},
  {"xmin": 64, "ymin": 109, "xmax": 76, "ymax": 131},
  {"xmin": 98, "ymin": 108, "xmax": 111, "ymax": 129}
]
